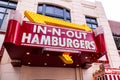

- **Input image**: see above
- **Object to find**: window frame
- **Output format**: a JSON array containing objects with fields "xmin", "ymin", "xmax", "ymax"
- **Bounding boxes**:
[
  {"xmin": 37, "ymin": 4, "xmax": 71, "ymax": 22},
  {"xmin": 113, "ymin": 33, "xmax": 120, "ymax": 50},
  {"xmin": 85, "ymin": 16, "xmax": 98, "ymax": 30},
  {"xmin": 0, "ymin": 0, "xmax": 17, "ymax": 31}
]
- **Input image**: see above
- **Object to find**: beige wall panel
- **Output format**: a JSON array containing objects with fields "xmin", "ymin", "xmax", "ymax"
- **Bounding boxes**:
[{"xmin": 20, "ymin": 66, "xmax": 76, "ymax": 80}]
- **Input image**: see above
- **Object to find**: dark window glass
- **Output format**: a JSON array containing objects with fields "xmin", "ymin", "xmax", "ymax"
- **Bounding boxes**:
[
  {"xmin": 85, "ymin": 16, "xmax": 98, "ymax": 30},
  {"xmin": 113, "ymin": 34, "xmax": 120, "ymax": 50},
  {"xmin": 0, "ymin": 14, "xmax": 4, "ymax": 19},
  {"xmin": 8, "ymin": 2, "xmax": 17, "ymax": 9},
  {"xmin": 0, "ymin": 1, "xmax": 8, "ymax": 6},
  {"xmin": 46, "ymin": 5, "xmax": 54, "ymax": 14},
  {"xmin": 91, "ymin": 19, "xmax": 96, "ymax": 23},
  {"xmin": 0, "ymin": 14, "xmax": 4, "ymax": 25},
  {"xmin": 54, "ymin": 7, "xmax": 63, "ymax": 17},
  {"xmin": 92, "ymin": 24, "xmax": 97, "ymax": 29},
  {"xmin": 86, "ymin": 17, "xmax": 91, "ymax": 22},
  {"xmin": 66, "ymin": 10, "xmax": 70, "ymax": 18},
  {"xmin": 87, "ymin": 23, "xmax": 92, "ymax": 28},
  {"xmin": 37, "ymin": 4, "xmax": 71, "ymax": 22},
  {"xmin": 0, "ymin": 0, "xmax": 17, "ymax": 31},
  {"xmin": 37, "ymin": 5, "xmax": 42, "ymax": 13},
  {"xmin": 0, "ymin": 7, "xmax": 6, "ymax": 12}
]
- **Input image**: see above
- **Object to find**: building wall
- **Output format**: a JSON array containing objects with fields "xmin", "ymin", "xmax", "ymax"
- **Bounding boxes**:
[{"xmin": 0, "ymin": 0, "xmax": 120, "ymax": 80}]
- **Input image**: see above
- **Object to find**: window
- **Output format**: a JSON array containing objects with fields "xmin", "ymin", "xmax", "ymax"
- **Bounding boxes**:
[
  {"xmin": 0, "ymin": 34, "xmax": 5, "ymax": 62},
  {"xmin": 113, "ymin": 34, "xmax": 120, "ymax": 50},
  {"xmin": 85, "ymin": 16, "xmax": 98, "ymax": 29},
  {"xmin": 0, "ymin": 0, "xmax": 17, "ymax": 31},
  {"xmin": 37, "ymin": 4, "xmax": 71, "ymax": 22}
]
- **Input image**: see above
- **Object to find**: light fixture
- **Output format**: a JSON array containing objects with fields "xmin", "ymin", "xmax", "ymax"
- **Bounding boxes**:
[
  {"xmin": 64, "ymin": 64, "xmax": 66, "ymax": 66},
  {"xmin": 76, "ymin": 64, "xmax": 79, "ymax": 66},
  {"xmin": 44, "ymin": 63, "xmax": 47, "ymax": 65},
  {"xmin": 26, "ymin": 52, "xmax": 30, "ymax": 55},
  {"xmin": 46, "ymin": 53, "xmax": 50, "ymax": 56},
  {"xmin": 85, "ymin": 57, "xmax": 88, "ymax": 59},
  {"xmin": 28, "ymin": 62, "xmax": 31, "ymax": 64}
]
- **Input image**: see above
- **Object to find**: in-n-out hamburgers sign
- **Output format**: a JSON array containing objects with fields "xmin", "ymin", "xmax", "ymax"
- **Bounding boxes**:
[
  {"xmin": 21, "ymin": 21, "xmax": 96, "ymax": 53},
  {"xmin": 4, "ymin": 10, "xmax": 106, "ymax": 54},
  {"xmin": 3, "ymin": 10, "xmax": 106, "ymax": 66}
]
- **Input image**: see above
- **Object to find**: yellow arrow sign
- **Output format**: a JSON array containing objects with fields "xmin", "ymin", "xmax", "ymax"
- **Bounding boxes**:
[
  {"xmin": 59, "ymin": 52, "xmax": 73, "ymax": 64},
  {"xmin": 24, "ymin": 10, "xmax": 92, "ymax": 32}
]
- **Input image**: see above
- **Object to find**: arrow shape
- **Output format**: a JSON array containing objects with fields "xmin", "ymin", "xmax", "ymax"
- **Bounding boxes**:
[
  {"xmin": 24, "ymin": 10, "xmax": 92, "ymax": 32},
  {"xmin": 59, "ymin": 52, "xmax": 73, "ymax": 64}
]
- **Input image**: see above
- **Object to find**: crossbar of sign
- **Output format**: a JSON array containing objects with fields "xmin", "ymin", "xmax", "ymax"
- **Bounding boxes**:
[{"xmin": 96, "ymin": 74, "xmax": 120, "ymax": 80}]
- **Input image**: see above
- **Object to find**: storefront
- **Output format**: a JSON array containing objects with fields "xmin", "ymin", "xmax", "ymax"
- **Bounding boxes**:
[{"xmin": 0, "ymin": 0, "xmax": 120, "ymax": 80}]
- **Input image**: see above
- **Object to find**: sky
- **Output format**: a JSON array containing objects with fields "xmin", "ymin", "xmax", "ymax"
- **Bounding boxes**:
[{"xmin": 88, "ymin": 0, "xmax": 120, "ymax": 21}]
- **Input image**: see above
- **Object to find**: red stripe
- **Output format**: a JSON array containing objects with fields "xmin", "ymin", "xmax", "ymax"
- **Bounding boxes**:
[
  {"xmin": 105, "ymin": 75, "xmax": 108, "ymax": 80},
  {"xmin": 117, "ymin": 75, "xmax": 120, "ymax": 80},
  {"xmin": 97, "ymin": 77, "xmax": 99, "ymax": 80},
  {"xmin": 102, "ymin": 76, "xmax": 105, "ymax": 80},
  {"xmin": 109, "ymin": 75, "xmax": 112, "ymax": 80},
  {"xmin": 113, "ymin": 75, "xmax": 116, "ymax": 80}
]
